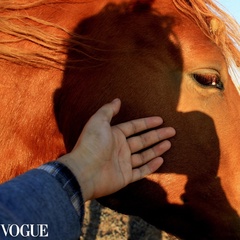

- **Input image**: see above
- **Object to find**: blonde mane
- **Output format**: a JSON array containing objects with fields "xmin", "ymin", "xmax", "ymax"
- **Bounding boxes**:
[
  {"xmin": 173, "ymin": 0, "xmax": 240, "ymax": 88},
  {"xmin": 0, "ymin": 0, "xmax": 239, "ymax": 72}
]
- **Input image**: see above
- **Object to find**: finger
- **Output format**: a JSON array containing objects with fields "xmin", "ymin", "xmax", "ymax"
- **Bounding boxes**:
[
  {"xmin": 131, "ymin": 140, "xmax": 171, "ymax": 168},
  {"xmin": 128, "ymin": 127, "xmax": 176, "ymax": 153},
  {"xmin": 132, "ymin": 157, "xmax": 164, "ymax": 182},
  {"xmin": 114, "ymin": 117, "xmax": 163, "ymax": 137},
  {"xmin": 94, "ymin": 98, "xmax": 121, "ymax": 123}
]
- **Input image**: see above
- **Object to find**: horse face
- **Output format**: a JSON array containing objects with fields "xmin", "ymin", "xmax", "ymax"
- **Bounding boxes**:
[{"xmin": 56, "ymin": 1, "xmax": 240, "ymax": 238}]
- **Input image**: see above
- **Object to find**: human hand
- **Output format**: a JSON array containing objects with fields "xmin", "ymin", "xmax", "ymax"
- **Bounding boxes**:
[{"xmin": 59, "ymin": 99, "xmax": 176, "ymax": 201}]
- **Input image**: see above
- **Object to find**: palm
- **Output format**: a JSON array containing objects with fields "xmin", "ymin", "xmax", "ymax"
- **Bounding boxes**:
[
  {"xmin": 64, "ymin": 99, "xmax": 175, "ymax": 201},
  {"xmin": 90, "ymin": 114, "xmax": 174, "ymax": 199},
  {"xmin": 108, "ymin": 129, "xmax": 133, "ymax": 188}
]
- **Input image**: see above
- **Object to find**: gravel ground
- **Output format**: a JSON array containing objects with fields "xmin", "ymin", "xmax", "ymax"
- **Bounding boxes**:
[{"xmin": 80, "ymin": 200, "xmax": 180, "ymax": 240}]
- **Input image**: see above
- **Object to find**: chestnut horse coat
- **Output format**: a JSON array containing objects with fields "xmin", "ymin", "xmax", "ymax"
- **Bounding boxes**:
[{"xmin": 0, "ymin": 0, "xmax": 240, "ymax": 239}]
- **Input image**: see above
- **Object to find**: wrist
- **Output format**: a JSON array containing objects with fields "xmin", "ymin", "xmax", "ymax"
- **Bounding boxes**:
[
  {"xmin": 38, "ymin": 161, "xmax": 85, "ymax": 223},
  {"xmin": 58, "ymin": 154, "xmax": 93, "ymax": 202}
]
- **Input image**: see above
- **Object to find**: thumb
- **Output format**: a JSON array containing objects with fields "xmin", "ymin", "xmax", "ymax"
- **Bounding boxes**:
[
  {"xmin": 111, "ymin": 98, "xmax": 121, "ymax": 117},
  {"xmin": 96, "ymin": 98, "xmax": 121, "ymax": 123}
]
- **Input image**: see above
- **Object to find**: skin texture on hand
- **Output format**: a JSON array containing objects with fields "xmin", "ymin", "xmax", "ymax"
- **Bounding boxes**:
[{"xmin": 59, "ymin": 99, "xmax": 176, "ymax": 202}]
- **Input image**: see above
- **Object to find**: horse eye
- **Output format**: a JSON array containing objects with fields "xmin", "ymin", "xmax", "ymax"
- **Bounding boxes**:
[{"xmin": 192, "ymin": 73, "xmax": 224, "ymax": 90}]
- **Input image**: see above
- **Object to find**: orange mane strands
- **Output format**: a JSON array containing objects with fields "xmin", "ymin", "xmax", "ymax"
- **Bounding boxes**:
[
  {"xmin": 0, "ymin": 0, "xmax": 239, "ymax": 73},
  {"xmin": 0, "ymin": 0, "xmax": 47, "ymax": 10},
  {"xmin": 0, "ymin": 0, "xmax": 67, "ymax": 69},
  {"xmin": 0, "ymin": 0, "xmax": 93, "ymax": 69},
  {"xmin": 173, "ymin": 0, "xmax": 240, "ymax": 70},
  {"xmin": 0, "ymin": 16, "xmax": 67, "ymax": 69}
]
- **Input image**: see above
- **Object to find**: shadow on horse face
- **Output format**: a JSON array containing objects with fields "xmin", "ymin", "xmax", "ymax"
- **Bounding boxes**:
[{"xmin": 54, "ymin": 1, "xmax": 240, "ymax": 239}]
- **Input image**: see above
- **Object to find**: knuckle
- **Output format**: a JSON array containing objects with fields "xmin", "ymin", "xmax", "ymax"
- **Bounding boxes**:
[
  {"xmin": 130, "ymin": 120, "xmax": 138, "ymax": 133},
  {"xmin": 140, "ymin": 134, "xmax": 147, "ymax": 147}
]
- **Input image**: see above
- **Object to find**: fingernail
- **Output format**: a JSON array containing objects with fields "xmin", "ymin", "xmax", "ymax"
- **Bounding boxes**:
[{"xmin": 112, "ymin": 98, "xmax": 120, "ymax": 103}]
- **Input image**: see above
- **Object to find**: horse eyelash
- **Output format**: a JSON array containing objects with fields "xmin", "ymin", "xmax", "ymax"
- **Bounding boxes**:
[{"xmin": 192, "ymin": 73, "xmax": 224, "ymax": 90}]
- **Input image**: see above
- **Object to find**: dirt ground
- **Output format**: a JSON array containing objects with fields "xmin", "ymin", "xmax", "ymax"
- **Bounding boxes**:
[{"xmin": 80, "ymin": 200, "xmax": 180, "ymax": 240}]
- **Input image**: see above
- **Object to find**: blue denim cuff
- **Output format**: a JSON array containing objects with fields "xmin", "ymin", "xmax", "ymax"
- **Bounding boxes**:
[{"xmin": 38, "ymin": 161, "xmax": 85, "ymax": 224}]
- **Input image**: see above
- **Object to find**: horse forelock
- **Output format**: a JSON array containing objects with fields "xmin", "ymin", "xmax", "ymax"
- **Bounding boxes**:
[
  {"xmin": 0, "ymin": 0, "xmax": 239, "ymax": 76},
  {"xmin": 173, "ymin": 0, "xmax": 240, "ymax": 84}
]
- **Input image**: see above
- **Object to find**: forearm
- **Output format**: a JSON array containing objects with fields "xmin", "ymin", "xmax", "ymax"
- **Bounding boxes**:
[{"xmin": 0, "ymin": 164, "xmax": 83, "ymax": 240}]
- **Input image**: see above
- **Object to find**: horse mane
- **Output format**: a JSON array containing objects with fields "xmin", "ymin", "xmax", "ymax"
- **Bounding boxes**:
[
  {"xmin": 0, "ymin": 0, "xmax": 93, "ymax": 69},
  {"xmin": 0, "ymin": 0, "xmax": 239, "ymax": 72},
  {"xmin": 173, "ymin": 0, "xmax": 240, "ymax": 75}
]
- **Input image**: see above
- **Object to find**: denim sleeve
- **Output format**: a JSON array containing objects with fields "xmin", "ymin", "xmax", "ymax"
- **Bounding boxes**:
[{"xmin": 0, "ymin": 167, "xmax": 84, "ymax": 240}]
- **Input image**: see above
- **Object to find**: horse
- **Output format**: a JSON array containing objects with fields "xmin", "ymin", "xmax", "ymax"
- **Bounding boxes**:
[{"xmin": 0, "ymin": 0, "xmax": 240, "ymax": 239}]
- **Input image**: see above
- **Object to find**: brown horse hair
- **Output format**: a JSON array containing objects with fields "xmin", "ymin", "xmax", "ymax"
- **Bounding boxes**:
[{"xmin": 0, "ymin": 0, "xmax": 239, "ymax": 73}]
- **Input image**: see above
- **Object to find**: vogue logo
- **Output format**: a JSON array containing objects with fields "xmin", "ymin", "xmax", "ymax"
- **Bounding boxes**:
[{"xmin": 0, "ymin": 224, "xmax": 48, "ymax": 238}]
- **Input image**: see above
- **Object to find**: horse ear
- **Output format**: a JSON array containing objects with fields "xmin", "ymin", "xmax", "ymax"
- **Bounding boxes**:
[{"xmin": 209, "ymin": 18, "xmax": 225, "ymax": 35}]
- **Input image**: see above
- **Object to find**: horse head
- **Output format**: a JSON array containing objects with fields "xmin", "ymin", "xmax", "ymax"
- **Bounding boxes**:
[
  {"xmin": 0, "ymin": 0, "xmax": 239, "ymax": 239},
  {"xmin": 55, "ymin": 0, "xmax": 240, "ymax": 238}
]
